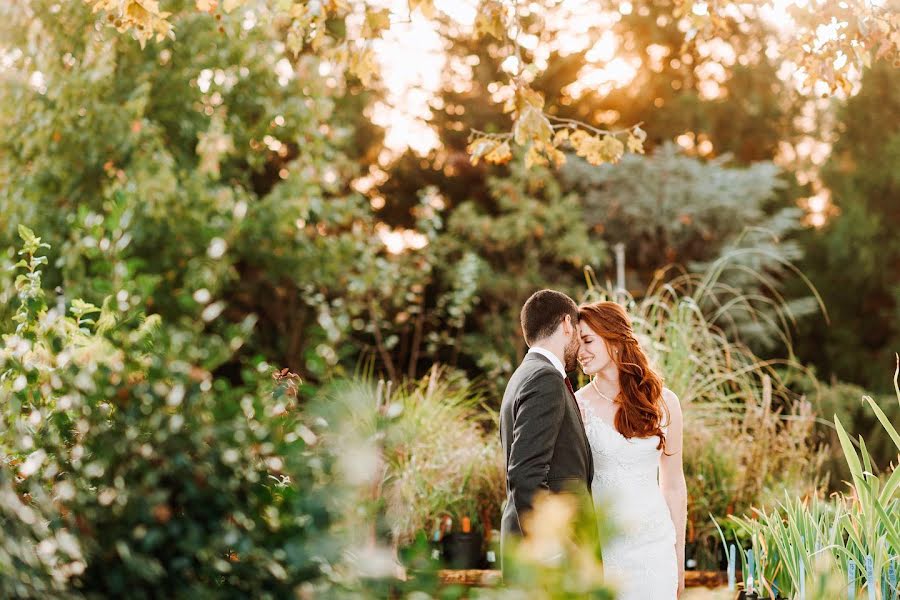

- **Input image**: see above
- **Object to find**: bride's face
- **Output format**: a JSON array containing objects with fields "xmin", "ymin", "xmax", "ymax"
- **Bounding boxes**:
[{"xmin": 577, "ymin": 322, "xmax": 614, "ymax": 375}]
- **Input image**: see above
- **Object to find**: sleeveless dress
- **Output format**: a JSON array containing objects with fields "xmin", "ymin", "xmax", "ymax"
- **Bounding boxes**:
[{"xmin": 577, "ymin": 398, "xmax": 678, "ymax": 600}]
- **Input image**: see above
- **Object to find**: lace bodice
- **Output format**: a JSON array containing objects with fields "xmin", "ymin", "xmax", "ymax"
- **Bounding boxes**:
[
  {"xmin": 580, "ymin": 401, "xmax": 666, "ymax": 489},
  {"xmin": 577, "ymin": 397, "xmax": 678, "ymax": 600}
]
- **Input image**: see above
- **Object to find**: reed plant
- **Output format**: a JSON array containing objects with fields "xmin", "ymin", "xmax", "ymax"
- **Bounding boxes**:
[
  {"xmin": 381, "ymin": 368, "xmax": 505, "ymax": 545},
  {"xmin": 314, "ymin": 367, "xmax": 505, "ymax": 547},
  {"xmin": 581, "ymin": 252, "xmax": 827, "ymax": 568},
  {"xmin": 723, "ymin": 360, "xmax": 900, "ymax": 598}
]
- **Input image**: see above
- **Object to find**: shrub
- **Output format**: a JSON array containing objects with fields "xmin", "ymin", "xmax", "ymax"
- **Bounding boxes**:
[
  {"xmin": 723, "ymin": 361, "xmax": 900, "ymax": 597},
  {"xmin": 1, "ymin": 227, "xmax": 346, "ymax": 598}
]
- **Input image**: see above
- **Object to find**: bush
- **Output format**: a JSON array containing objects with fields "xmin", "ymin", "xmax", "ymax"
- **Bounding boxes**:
[
  {"xmin": 312, "ymin": 368, "xmax": 505, "ymax": 546},
  {"xmin": 723, "ymin": 362, "xmax": 900, "ymax": 598},
  {"xmin": 1, "ymin": 227, "xmax": 347, "ymax": 598}
]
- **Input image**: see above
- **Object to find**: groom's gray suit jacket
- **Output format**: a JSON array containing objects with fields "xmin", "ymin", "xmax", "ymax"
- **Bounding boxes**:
[{"xmin": 499, "ymin": 352, "xmax": 594, "ymax": 547}]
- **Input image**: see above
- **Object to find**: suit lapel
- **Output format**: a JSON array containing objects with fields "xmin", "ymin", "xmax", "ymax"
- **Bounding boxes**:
[
  {"xmin": 565, "ymin": 381, "xmax": 594, "ymax": 476},
  {"xmin": 525, "ymin": 354, "xmax": 593, "ymax": 474}
]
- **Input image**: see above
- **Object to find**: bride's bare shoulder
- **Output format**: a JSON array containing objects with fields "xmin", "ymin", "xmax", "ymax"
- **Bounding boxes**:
[
  {"xmin": 661, "ymin": 387, "xmax": 680, "ymax": 405},
  {"xmin": 660, "ymin": 388, "xmax": 683, "ymax": 425}
]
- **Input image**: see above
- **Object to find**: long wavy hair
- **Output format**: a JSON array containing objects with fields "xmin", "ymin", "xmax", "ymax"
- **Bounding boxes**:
[{"xmin": 578, "ymin": 301, "xmax": 669, "ymax": 450}]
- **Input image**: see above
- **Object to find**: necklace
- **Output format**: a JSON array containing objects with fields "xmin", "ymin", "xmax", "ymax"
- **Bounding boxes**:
[{"xmin": 590, "ymin": 377, "xmax": 618, "ymax": 404}]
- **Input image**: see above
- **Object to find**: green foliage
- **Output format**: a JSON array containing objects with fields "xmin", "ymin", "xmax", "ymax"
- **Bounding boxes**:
[
  {"xmin": 793, "ymin": 376, "xmax": 900, "ymax": 492},
  {"xmin": 561, "ymin": 143, "xmax": 796, "ymax": 277},
  {"xmin": 724, "ymin": 361, "xmax": 900, "ymax": 598},
  {"xmin": 379, "ymin": 372, "xmax": 503, "ymax": 542},
  {"xmin": 562, "ymin": 143, "xmax": 817, "ymax": 350},
  {"xmin": 0, "ymin": 0, "xmax": 445, "ymax": 385},
  {"xmin": 439, "ymin": 160, "xmax": 607, "ymax": 391},
  {"xmin": 0, "ymin": 468, "xmax": 80, "ymax": 598},
  {"xmin": 0, "ymin": 229, "xmax": 614, "ymax": 599},
  {"xmin": 789, "ymin": 61, "xmax": 900, "ymax": 393},
  {"xmin": 1, "ymin": 229, "xmax": 349, "ymax": 598}
]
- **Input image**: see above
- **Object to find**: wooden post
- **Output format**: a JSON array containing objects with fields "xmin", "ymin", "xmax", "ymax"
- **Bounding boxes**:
[{"xmin": 614, "ymin": 242, "xmax": 626, "ymax": 302}]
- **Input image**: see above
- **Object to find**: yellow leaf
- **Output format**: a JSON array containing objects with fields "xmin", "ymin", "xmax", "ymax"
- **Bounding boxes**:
[
  {"xmin": 517, "ymin": 87, "xmax": 545, "ymax": 111},
  {"xmin": 548, "ymin": 145, "xmax": 567, "ymax": 167},
  {"xmin": 196, "ymin": 0, "xmax": 217, "ymax": 13},
  {"xmin": 569, "ymin": 129, "xmax": 590, "ymax": 147},
  {"xmin": 513, "ymin": 106, "xmax": 553, "ymax": 146},
  {"xmin": 524, "ymin": 144, "xmax": 549, "ymax": 169},
  {"xmin": 632, "ymin": 125, "xmax": 647, "ymax": 142},
  {"xmin": 475, "ymin": 0, "xmax": 506, "ymax": 40},
  {"xmin": 348, "ymin": 46, "xmax": 379, "ymax": 87},
  {"xmin": 365, "ymin": 8, "xmax": 391, "ymax": 36},
  {"xmin": 626, "ymin": 133, "xmax": 644, "ymax": 154},
  {"xmin": 286, "ymin": 27, "xmax": 306, "ymax": 56},
  {"xmin": 552, "ymin": 128, "xmax": 569, "ymax": 146},
  {"xmin": 485, "ymin": 141, "xmax": 512, "ymax": 164},
  {"xmin": 468, "ymin": 138, "xmax": 498, "ymax": 166},
  {"xmin": 570, "ymin": 131, "xmax": 603, "ymax": 164},
  {"xmin": 409, "ymin": 0, "xmax": 436, "ymax": 18},
  {"xmin": 598, "ymin": 135, "xmax": 625, "ymax": 164}
]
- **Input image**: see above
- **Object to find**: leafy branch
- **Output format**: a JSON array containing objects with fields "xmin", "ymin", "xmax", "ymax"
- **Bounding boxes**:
[{"xmin": 82, "ymin": 0, "xmax": 900, "ymax": 166}]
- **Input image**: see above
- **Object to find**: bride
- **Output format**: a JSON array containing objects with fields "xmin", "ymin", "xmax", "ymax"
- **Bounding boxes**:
[{"xmin": 574, "ymin": 301, "xmax": 687, "ymax": 599}]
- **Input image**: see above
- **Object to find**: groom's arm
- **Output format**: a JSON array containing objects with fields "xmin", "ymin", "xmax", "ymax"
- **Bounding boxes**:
[{"xmin": 507, "ymin": 370, "xmax": 565, "ymax": 534}]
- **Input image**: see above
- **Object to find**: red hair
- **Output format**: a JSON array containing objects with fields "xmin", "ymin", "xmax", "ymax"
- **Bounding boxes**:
[{"xmin": 578, "ymin": 301, "xmax": 668, "ymax": 450}]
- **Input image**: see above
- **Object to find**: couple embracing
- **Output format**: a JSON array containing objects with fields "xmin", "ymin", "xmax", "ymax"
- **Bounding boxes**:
[{"xmin": 499, "ymin": 289, "xmax": 688, "ymax": 599}]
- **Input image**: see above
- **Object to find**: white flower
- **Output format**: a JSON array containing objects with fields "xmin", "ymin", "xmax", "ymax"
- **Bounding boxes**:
[
  {"xmin": 12, "ymin": 374, "xmax": 27, "ymax": 392},
  {"xmin": 201, "ymin": 301, "xmax": 225, "ymax": 322},
  {"xmin": 19, "ymin": 449, "xmax": 47, "ymax": 477},
  {"xmin": 207, "ymin": 237, "xmax": 227, "ymax": 259}
]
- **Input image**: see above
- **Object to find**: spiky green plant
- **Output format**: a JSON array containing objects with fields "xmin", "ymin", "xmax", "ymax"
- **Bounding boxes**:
[
  {"xmin": 831, "ymin": 358, "xmax": 900, "ymax": 597},
  {"xmin": 723, "ymin": 359, "xmax": 900, "ymax": 598}
]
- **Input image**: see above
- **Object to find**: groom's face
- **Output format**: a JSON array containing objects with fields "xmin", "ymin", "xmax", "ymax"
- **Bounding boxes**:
[{"xmin": 562, "ymin": 316, "xmax": 581, "ymax": 372}]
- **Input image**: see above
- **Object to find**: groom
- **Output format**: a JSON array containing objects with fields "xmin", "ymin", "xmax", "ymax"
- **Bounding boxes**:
[{"xmin": 499, "ymin": 289, "xmax": 594, "ymax": 566}]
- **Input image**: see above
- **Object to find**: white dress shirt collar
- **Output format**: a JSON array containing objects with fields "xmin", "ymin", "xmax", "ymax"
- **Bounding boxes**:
[{"xmin": 527, "ymin": 346, "xmax": 567, "ymax": 378}]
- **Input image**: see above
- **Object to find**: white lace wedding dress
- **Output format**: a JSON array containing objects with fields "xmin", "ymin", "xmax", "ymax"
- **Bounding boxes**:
[{"xmin": 578, "ymin": 399, "xmax": 678, "ymax": 600}]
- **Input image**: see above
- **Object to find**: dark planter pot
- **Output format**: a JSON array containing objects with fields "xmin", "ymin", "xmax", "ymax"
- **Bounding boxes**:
[{"xmin": 442, "ymin": 531, "xmax": 484, "ymax": 569}]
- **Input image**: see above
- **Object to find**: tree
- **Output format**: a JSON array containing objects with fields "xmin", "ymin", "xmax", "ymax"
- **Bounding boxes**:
[
  {"xmin": 75, "ymin": 0, "xmax": 899, "ymax": 167},
  {"xmin": 561, "ymin": 143, "xmax": 818, "ymax": 350},
  {"xmin": 437, "ymin": 159, "xmax": 607, "ymax": 391},
  {"xmin": 561, "ymin": 142, "xmax": 801, "ymax": 283},
  {"xmin": 788, "ymin": 61, "xmax": 900, "ymax": 392},
  {"xmin": 0, "ymin": 0, "xmax": 430, "ymax": 384}
]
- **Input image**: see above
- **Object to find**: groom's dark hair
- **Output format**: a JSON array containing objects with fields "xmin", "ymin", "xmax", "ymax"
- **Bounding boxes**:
[{"xmin": 520, "ymin": 289, "xmax": 579, "ymax": 346}]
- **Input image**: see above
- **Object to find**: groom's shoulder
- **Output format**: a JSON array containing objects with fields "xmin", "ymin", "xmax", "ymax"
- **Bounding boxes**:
[
  {"xmin": 512, "ymin": 353, "xmax": 546, "ymax": 374},
  {"xmin": 508, "ymin": 356, "xmax": 561, "ymax": 389}
]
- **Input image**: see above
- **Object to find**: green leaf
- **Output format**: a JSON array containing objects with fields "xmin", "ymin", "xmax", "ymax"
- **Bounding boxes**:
[
  {"xmin": 71, "ymin": 298, "xmax": 101, "ymax": 319},
  {"xmin": 97, "ymin": 296, "xmax": 117, "ymax": 334},
  {"xmin": 17, "ymin": 225, "xmax": 36, "ymax": 245}
]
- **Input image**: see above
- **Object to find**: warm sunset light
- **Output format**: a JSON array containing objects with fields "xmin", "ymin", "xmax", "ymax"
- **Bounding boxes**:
[{"xmin": 3, "ymin": 0, "xmax": 897, "ymax": 595}]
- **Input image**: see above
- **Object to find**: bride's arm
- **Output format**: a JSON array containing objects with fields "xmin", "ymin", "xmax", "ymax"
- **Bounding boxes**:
[{"xmin": 659, "ymin": 388, "xmax": 687, "ymax": 596}]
